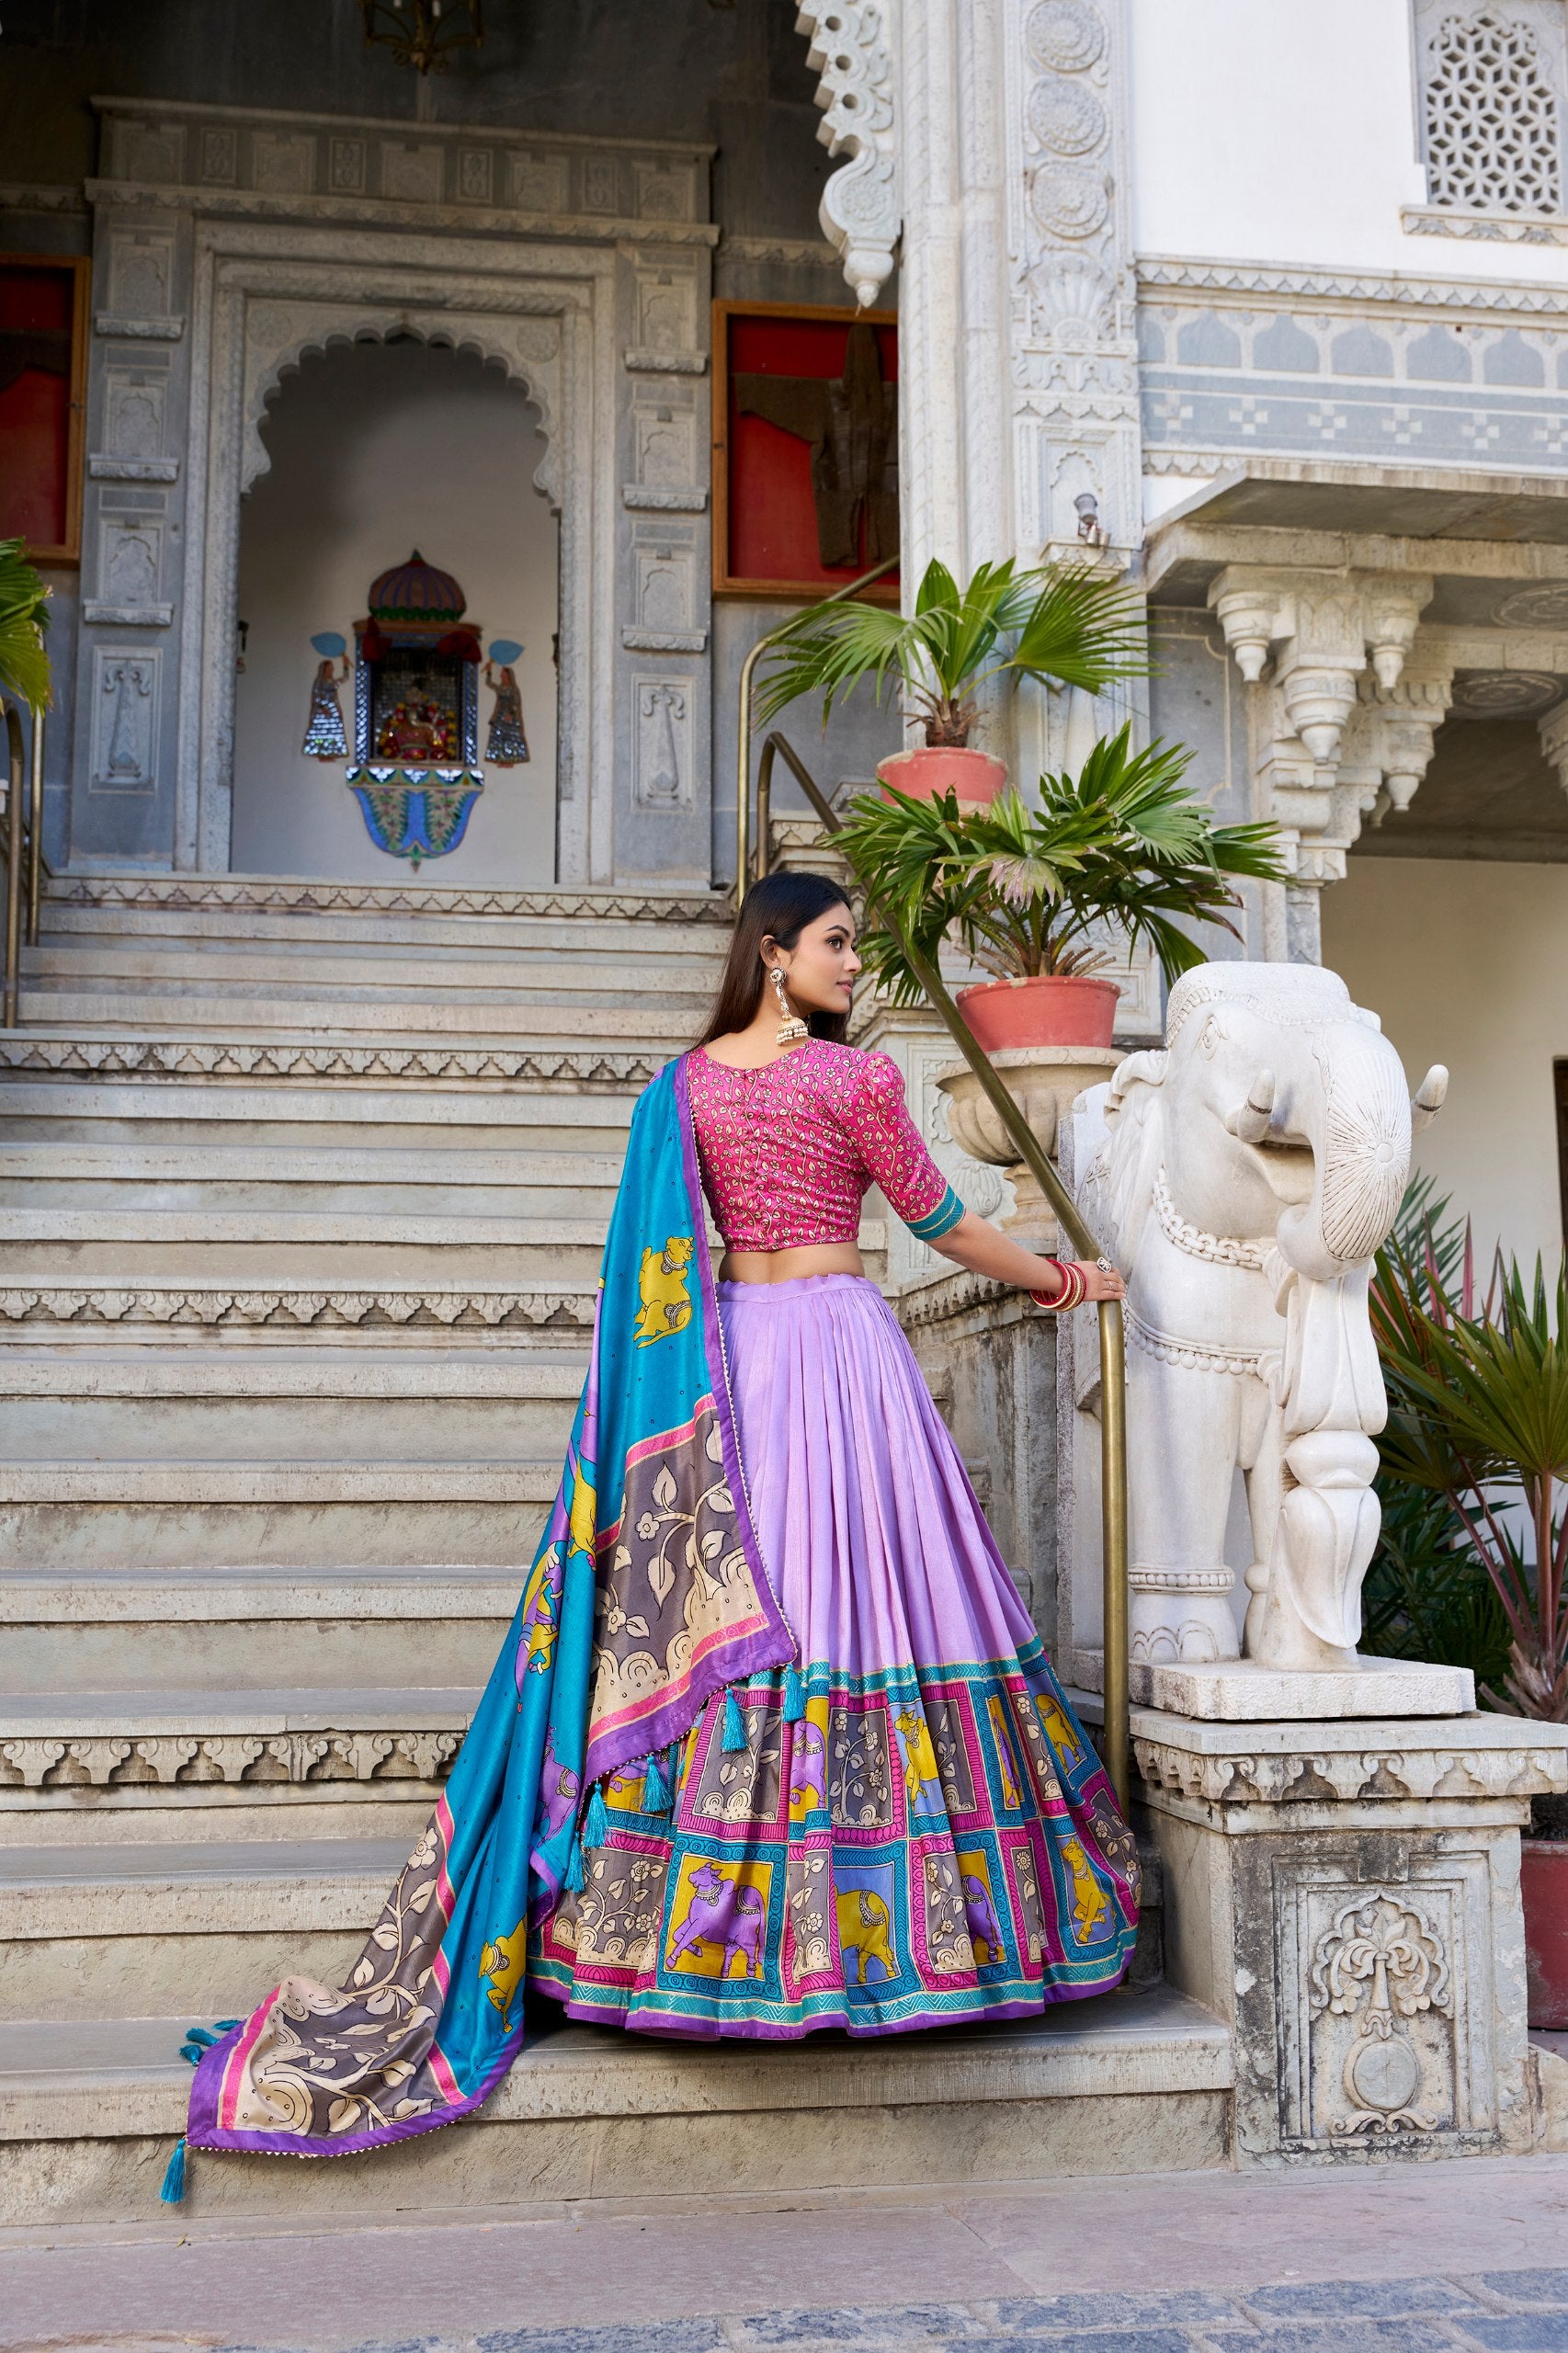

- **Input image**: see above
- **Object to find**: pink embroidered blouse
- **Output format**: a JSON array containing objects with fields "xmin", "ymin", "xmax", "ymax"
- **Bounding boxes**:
[{"xmin": 687, "ymin": 1040, "xmax": 966, "ymax": 1253}]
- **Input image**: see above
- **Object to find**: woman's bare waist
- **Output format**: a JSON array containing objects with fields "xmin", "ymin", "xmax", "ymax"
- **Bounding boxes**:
[{"xmin": 717, "ymin": 1242, "xmax": 864, "ymax": 1286}]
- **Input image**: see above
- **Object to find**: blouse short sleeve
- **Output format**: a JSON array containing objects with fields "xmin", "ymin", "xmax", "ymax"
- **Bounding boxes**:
[{"xmin": 843, "ymin": 1051, "xmax": 967, "ymax": 1243}]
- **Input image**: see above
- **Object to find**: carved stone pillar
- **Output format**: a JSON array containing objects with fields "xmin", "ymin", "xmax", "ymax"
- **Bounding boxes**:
[
  {"xmin": 1132, "ymin": 1708, "xmax": 1568, "ymax": 2164},
  {"xmin": 801, "ymin": 0, "xmax": 1144, "ymax": 779}
]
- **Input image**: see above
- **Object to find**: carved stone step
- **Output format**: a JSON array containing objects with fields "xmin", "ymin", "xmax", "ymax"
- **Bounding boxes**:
[
  {"xmin": 0, "ymin": 1278, "xmax": 599, "ymax": 1342},
  {"xmin": 0, "ymin": 1836, "xmax": 416, "ymax": 2018},
  {"xmin": 15, "ymin": 990, "xmax": 705, "ymax": 1042},
  {"xmin": 0, "ymin": 1350, "xmax": 585, "ymax": 1461},
  {"xmin": 0, "ymin": 1684, "xmax": 479, "ymax": 1832},
  {"xmin": 40, "ymin": 875, "xmax": 734, "ymax": 949},
  {"xmin": 0, "ymin": 1034, "xmax": 670, "ymax": 1091},
  {"xmin": 0, "ymin": 1081, "xmax": 636, "ymax": 1154},
  {"xmin": 0, "ymin": 1986, "xmax": 1233, "ymax": 2223},
  {"xmin": 25, "ymin": 941, "xmax": 725, "ymax": 999},
  {"xmin": 0, "ymin": 1564, "xmax": 520, "ymax": 1695},
  {"xmin": 0, "ymin": 1461, "xmax": 557, "ymax": 1504}
]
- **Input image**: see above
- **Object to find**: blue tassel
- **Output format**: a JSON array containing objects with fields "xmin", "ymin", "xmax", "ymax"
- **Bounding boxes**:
[
  {"xmin": 666, "ymin": 1739, "xmax": 685, "ymax": 1801},
  {"xmin": 783, "ymin": 1663, "xmax": 805, "ymax": 1723},
  {"xmin": 722, "ymin": 1686, "xmax": 747, "ymax": 1752},
  {"xmin": 565, "ymin": 1833, "xmax": 585, "ymax": 1893},
  {"xmin": 642, "ymin": 1749, "xmax": 671, "ymax": 1813},
  {"xmin": 178, "ymin": 2018, "xmax": 240, "ymax": 2066},
  {"xmin": 159, "ymin": 2137, "xmax": 187, "ymax": 2205},
  {"xmin": 584, "ymin": 1783, "xmax": 609, "ymax": 1847}
]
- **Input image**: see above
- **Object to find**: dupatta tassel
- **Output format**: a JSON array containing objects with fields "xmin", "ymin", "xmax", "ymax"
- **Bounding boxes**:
[
  {"xmin": 159, "ymin": 2137, "xmax": 187, "ymax": 2205},
  {"xmin": 642, "ymin": 1747, "xmax": 671, "ymax": 1814},
  {"xmin": 564, "ymin": 1831, "xmax": 586, "ymax": 1894},
  {"xmin": 722, "ymin": 1685, "xmax": 748, "ymax": 1752},
  {"xmin": 783, "ymin": 1663, "xmax": 805, "ymax": 1723},
  {"xmin": 584, "ymin": 1782, "xmax": 609, "ymax": 1848}
]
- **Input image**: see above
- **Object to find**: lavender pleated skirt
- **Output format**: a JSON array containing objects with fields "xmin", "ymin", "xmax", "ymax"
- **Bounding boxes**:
[{"xmin": 531, "ymin": 1274, "xmax": 1140, "ymax": 2037}]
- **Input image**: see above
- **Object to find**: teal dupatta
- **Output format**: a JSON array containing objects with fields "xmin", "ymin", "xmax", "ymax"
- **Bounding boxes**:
[{"xmin": 188, "ymin": 1054, "xmax": 795, "ymax": 2160}]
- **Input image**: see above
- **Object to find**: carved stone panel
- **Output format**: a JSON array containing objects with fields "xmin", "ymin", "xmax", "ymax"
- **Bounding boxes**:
[
  {"xmin": 511, "ymin": 153, "xmax": 570, "ymax": 214},
  {"xmin": 253, "ymin": 131, "xmax": 317, "ymax": 198},
  {"xmin": 108, "ymin": 230, "xmax": 176, "ymax": 320},
  {"xmin": 380, "ymin": 142, "xmax": 442, "ymax": 203},
  {"xmin": 633, "ymin": 542, "xmax": 696, "ymax": 637},
  {"xmin": 634, "ymin": 407, "xmax": 697, "ymax": 489},
  {"xmin": 89, "ymin": 651, "xmax": 161, "ymax": 792},
  {"xmin": 98, "ymin": 519, "xmax": 163, "ymax": 609},
  {"xmin": 634, "ymin": 269, "xmax": 697, "ymax": 356},
  {"xmin": 632, "ymin": 676, "xmax": 693, "ymax": 812},
  {"xmin": 105, "ymin": 372, "xmax": 166, "ymax": 461},
  {"xmin": 1230, "ymin": 1834, "xmax": 1511, "ymax": 2163}
]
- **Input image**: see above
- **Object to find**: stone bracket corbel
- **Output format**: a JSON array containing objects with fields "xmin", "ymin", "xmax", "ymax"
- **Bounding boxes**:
[
  {"xmin": 1213, "ymin": 570, "xmax": 1438, "ymax": 884},
  {"xmin": 796, "ymin": 2, "xmax": 901, "ymax": 309}
]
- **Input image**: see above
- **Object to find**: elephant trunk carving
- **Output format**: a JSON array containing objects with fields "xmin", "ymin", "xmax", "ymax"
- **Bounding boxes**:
[{"xmin": 1077, "ymin": 962, "xmax": 1446, "ymax": 1681}]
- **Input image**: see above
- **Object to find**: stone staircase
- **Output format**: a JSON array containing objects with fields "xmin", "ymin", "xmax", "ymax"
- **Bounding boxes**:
[{"xmin": 0, "ymin": 870, "xmax": 1231, "ymax": 2222}]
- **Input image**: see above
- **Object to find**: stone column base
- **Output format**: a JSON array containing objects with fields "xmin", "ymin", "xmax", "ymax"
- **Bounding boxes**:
[{"xmin": 1131, "ymin": 1705, "xmax": 1568, "ymax": 2165}]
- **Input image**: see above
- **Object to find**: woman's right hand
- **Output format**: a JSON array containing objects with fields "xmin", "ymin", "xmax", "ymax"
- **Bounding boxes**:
[{"xmin": 1077, "ymin": 1258, "xmax": 1126, "ymax": 1303}]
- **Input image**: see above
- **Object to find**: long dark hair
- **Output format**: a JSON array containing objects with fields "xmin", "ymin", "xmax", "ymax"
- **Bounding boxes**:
[{"xmin": 694, "ymin": 870, "xmax": 854, "ymax": 1048}]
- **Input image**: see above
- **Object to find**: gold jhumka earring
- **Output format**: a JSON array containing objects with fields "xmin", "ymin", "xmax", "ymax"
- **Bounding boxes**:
[{"xmin": 769, "ymin": 965, "xmax": 810, "ymax": 1047}]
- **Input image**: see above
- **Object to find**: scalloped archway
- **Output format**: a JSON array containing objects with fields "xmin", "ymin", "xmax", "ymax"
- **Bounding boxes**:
[
  {"xmin": 231, "ymin": 334, "xmax": 561, "ymax": 886},
  {"xmin": 181, "ymin": 223, "xmax": 616, "ymax": 881}
]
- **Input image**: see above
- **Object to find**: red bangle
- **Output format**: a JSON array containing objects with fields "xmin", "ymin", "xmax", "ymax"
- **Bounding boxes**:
[{"xmin": 1029, "ymin": 1258, "xmax": 1085, "ymax": 1312}]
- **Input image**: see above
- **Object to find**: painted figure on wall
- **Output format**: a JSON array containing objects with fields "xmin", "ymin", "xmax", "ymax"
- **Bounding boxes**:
[
  {"xmin": 484, "ymin": 638, "xmax": 529, "ymax": 767},
  {"xmin": 301, "ymin": 632, "xmax": 349, "ymax": 760}
]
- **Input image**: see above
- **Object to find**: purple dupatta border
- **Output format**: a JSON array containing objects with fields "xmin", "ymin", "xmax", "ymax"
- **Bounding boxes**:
[{"xmin": 186, "ymin": 2017, "xmax": 526, "ymax": 2161}]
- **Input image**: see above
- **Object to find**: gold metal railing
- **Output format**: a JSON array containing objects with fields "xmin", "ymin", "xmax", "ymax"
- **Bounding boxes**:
[
  {"xmin": 734, "ymin": 554, "xmax": 898, "ymax": 902},
  {"xmin": 735, "ymin": 707, "xmax": 1131, "ymax": 1808},
  {"xmin": 1, "ymin": 700, "xmax": 46, "ymax": 1029},
  {"xmin": 734, "ymin": 724, "xmax": 1125, "ymax": 1807}
]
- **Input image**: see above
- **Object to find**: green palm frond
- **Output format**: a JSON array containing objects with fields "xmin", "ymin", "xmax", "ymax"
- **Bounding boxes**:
[
  {"xmin": 0, "ymin": 540, "xmax": 51, "ymax": 714},
  {"xmin": 1371, "ymin": 1234, "xmax": 1568, "ymax": 1718},
  {"xmin": 834, "ymin": 722, "xmax": 1287, "ymax": 1004},
  {"xmin": 754, "ymin": 555, "xmax": 1148, "ymax": 741}
]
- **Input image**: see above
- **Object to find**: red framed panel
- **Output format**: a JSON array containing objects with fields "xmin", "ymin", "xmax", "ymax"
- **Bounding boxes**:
[
  {"xmin": 0, "ymin": 254, "xmax": 90, "ymax": 564},
  {"xmin": 712, "ymin": 299, "xmax": 899, "ymax": 602}
]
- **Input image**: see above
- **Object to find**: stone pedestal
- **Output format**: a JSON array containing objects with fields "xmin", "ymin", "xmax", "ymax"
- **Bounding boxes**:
[
  {"xmin": 1144, "ymin": 1655, "xmax": 1475, "ymax": 1722},
  {"xmin": 937, "ymin": 1047, "xmax": 1123, "ymax": 1251},
  {"xmin": 1129, "ymin": 1705, "xmax": 1568, "ymax": 2165}
]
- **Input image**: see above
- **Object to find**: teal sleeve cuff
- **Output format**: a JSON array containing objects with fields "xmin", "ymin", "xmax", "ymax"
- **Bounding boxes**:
[{"xmin": 904, "ymin": 1183, "xmax": 966, "ymax": 1244}]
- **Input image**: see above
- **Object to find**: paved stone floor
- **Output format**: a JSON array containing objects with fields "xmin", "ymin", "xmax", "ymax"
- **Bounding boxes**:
[{"xmin": 5, "ymin": 2156, "xmax": 1568, "ymax": 2353}]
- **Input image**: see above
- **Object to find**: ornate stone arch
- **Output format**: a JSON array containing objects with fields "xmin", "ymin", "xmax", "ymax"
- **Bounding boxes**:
[
  {"xmin": 179, "ymin": 223, "xmax": 615, "ymax": 879},
  {"xmin": 240, "ymin": 308, "xmax": 565, "ymax": 506}
]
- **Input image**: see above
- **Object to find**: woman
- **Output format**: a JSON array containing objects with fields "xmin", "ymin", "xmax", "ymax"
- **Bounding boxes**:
[{"xmin": 186, "ymin": 873, "xmax": 1137, "ymax": 2172}]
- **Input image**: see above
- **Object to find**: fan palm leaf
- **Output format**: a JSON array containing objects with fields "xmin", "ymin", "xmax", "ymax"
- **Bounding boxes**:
[
  {"xmin": 755, "ymin": 554, "xmax": 1147, "ymax": 739},
  {"xmin": 0, "ymin": 540, "xmax": 51, "ymax": 715},
  {"xmin": 834, "ymin": 722, "xmax": 1286, "ymax": 1004}
]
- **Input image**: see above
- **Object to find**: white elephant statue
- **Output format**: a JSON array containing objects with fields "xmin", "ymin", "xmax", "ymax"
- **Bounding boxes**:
[{"xmin": 1077, "ymin": 961, "xmax": 1447, "ymax": 1676}]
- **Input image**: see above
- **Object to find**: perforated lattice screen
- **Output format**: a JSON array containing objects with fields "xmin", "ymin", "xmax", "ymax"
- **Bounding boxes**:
[{"xmin": 1424, "ymin": 9, "xmax": 1563, "ymax": 212}]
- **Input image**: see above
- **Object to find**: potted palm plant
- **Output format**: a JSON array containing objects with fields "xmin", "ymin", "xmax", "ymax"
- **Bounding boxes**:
[
  {"xmin": 756, "ymin": 555, "xmax": 1147, "ymax": 808},
  {"xmin": 1370, "ymin": 1225, "xmax": 1568, "ymax": 2025},
  {"xmin": 831, "ymin": 723, "xmax": 1284, "ymax": 1050},
  {"xmin": 0, "ymin": 540, "xmax": 51, "ymax": 714}
]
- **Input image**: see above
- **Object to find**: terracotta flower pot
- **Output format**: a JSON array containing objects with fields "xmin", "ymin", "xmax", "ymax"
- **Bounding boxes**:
[
  {"xmin": 1523, "ymin": 1837, "xmax": 1568, "ymax": 2028},
  {"xmin": 956, "ymin": 972, "xmax": 1120, "ymax": 1052},
  {"xmin": 876, "ymin": 746, "xmax": 1007, "ymax": 806}
]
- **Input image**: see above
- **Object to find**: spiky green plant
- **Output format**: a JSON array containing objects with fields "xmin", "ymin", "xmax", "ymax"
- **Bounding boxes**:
[
  {"xmin": 0, "ymin": 540, "xmax": 51, "ymax": 715},
  {"xmin": 1371, "ymin": 1211, "xmax": 1568, "ymax": 1720},
  {"xmin": 755, "ymin": 556, "xmax": 1148, "ymax": 746},
  {"xmin": 830, "ymin": 723, "xmax": 1284, "ymax": 1003}
]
